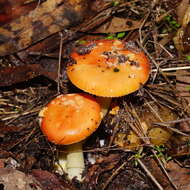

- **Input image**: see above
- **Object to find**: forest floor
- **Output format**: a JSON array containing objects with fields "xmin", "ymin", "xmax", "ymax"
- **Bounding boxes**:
[{"xmin": 0, "ymin": 0, "xmax": 190, "ymax": 189}]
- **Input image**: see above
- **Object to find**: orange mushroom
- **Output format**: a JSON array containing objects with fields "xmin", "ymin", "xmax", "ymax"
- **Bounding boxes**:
[
  {"xmin": 66, "ymin": 39, "xmax": 151, "ymax": 129},
  {"xmin": 67, "ymin": 39, "xmax": 150, "ymax": 97},
  {"xmin": 40, "ymin": 93, "xmax": 102, "ymax": 145},
  {"xmin": 39, "ymin": 93, "xmax": 102, "ymax": 180}
]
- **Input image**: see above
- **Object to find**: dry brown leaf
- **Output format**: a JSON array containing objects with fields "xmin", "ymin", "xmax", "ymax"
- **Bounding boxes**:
[
  {"xmin": 176, "ymin": 70, "xmax": 190, "ymax": 104},
  {"xmin": 0, "ymin": 0, "xmax": 37, "ymax": 26},
  {"xmin": 168, "ymin": 135, "xmax": 190, "ymax": 157},
  {"xmin": 0, "ymin": 61, "xmax": 59, "ymax": 87},
  {"xmin": 174, "ymin": 5, "xmax": 190, "ymax": 53},
  {"xmin": 32, "ymin": 169, "xmax": 75, "ymax": 190},
  {"xmin": 176, "ymin": 0, "xmax": 189, "ymax": 24},
  {"xmin": 95, "ymin": 17, "xmax": 144, "ymax": 33},
  {"xmin": 0, "ymin": 0, "xmax": 87, "ymax": 56},
  {"xmin": 148, "ymin": 127, "xmax": 172, "ymax": 145},
  {"xmin": 165, "ymin": 161, "xmax": 190, "ymax": 190},
  {"xmin": 176, "ymin": 70, "xmax": 190, "ymax": 132},
  {"xmin": 145, "ymin": 158, "xmax": 190, "ymax": 190},
  {"xmin": 144, "ymin": 158, "xmax": 171, "ymax": 189}
]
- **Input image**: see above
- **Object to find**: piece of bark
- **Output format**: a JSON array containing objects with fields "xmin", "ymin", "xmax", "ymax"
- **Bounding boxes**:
[{"xmin": 0, "ymin": 0, "xmax": 87, "ymax": 56}]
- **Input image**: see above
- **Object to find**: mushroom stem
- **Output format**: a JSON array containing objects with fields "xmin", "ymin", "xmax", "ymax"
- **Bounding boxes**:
[
  {"xmin": 96, "ymin": 97, "xmax": 112, "ymax": 118},
  {"xmin": 66, "ymin": 142, "xmax": 84, "ymax": 181},
  {"xmin": 55, "ymin": 143, "xmax": 85, "ymax": 181}
]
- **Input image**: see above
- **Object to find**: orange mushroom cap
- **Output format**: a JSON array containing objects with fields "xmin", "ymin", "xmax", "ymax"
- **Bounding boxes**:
[
  {"xmin": 67, "ymin": 39, "xmax": 150, "ymax": 97},
  {"xmin": 39, "ymin": 93, "xmax": 102, "ymax": 145}
]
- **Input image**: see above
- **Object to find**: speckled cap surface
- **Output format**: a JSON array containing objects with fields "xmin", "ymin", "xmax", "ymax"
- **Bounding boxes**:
[
  {"xmin": 67, "ymin": 39, "xmax": 150, "ymax": 97},
  {"xmin": 39, "ymin": 93, "xmax": 101, "ymax": 145}
]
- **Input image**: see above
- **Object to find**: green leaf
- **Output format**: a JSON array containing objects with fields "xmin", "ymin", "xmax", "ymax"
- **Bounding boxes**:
[
  {"xmin": 105, "ymin": 34, "xmax": 116, "ymax": 40},
  {"xmin": 186, "ymin": 86, "xmax": 190, "ymax": 91},
  {"xmin": 77, "ymin": 40, "xmax": 87, "ymax": 45},
  {"xmin": 175, "ymin": 23, "xmax": 180, "ymax": 28},
  {"xmin": 117, "ymin": 32, "xmax": 126, "ymax": 39},
  {"xmin": 164, "ymin": 15, "xmax": 171, "ymax": 21},
  {"xmin": 111, "ymin": 1, "xmax": 120, "ymax": 6}
]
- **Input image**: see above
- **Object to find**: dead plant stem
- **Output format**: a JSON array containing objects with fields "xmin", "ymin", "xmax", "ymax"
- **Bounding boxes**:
[{"xmin": 57, "ymin": 32, "xmax": 64, "ymax": 94}]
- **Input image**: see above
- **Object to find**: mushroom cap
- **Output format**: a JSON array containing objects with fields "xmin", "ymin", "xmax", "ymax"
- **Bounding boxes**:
[
  {"xmin": 67, "ymin": 39, "xmax": 150, "ymax": 97},
  {"xmin": 39, "ymin": 93, "xmax": 102, "ymax": 145}
]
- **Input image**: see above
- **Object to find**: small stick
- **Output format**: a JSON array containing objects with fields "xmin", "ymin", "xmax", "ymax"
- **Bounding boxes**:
[
  {"xmin": 153, "ymin": 117, "xmax": 190, "ymax": 125},
  {"xmin": 152, "ymin": 66, "xmax": 190, "ymax": 72},
  {"xmin": 57, "ymin": 32, "xmax": 64, "ymax": 94}
]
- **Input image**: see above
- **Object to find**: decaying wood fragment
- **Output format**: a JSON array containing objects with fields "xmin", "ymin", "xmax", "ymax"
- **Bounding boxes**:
[{"xmin": 0, "ymin": 0, "xmax": 87, "ymax": 56}]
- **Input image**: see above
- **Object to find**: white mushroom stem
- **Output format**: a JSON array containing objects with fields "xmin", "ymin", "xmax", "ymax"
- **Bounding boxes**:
[
  {"xmin": 54, "ymin": 144, "xmax": 85, "ymax": 181},
  {"xmin": 54, "ymin": 97, "xmax": 111, "ymax": 181},
  {"xmin": 66, "ymin": 143, "xmax": 85, "ymax": 180}
]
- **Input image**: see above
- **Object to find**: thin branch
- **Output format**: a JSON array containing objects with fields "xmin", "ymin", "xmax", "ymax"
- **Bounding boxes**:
[
  {"xmin": 152, "ymin": 66, "xmax": 190, "ymax": 72},
  {"xmin": 57, "ymin": 32, "xmax": 64, "ymax": 94}
]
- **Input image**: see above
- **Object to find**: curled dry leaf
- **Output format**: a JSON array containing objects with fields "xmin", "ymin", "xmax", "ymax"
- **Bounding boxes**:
[
  {"xmin": 173, "ymin": 5, "xmax": 190, "ymax": 54},
  {"xmin": 176, "ymin": 0, "xmax": 189, "ymax": 24},
  {"xmin": 84, "ymin": 154, "xmax": 120, "ymax": 186},
  {"xmin": 144, "ymin": 105, "xmax": 177, "ymax": 146}
]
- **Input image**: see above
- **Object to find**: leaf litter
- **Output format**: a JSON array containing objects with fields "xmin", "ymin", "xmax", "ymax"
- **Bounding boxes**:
[{"xmin": 0, "ymin": 0, "xmax": 190, "ymax": 189}]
